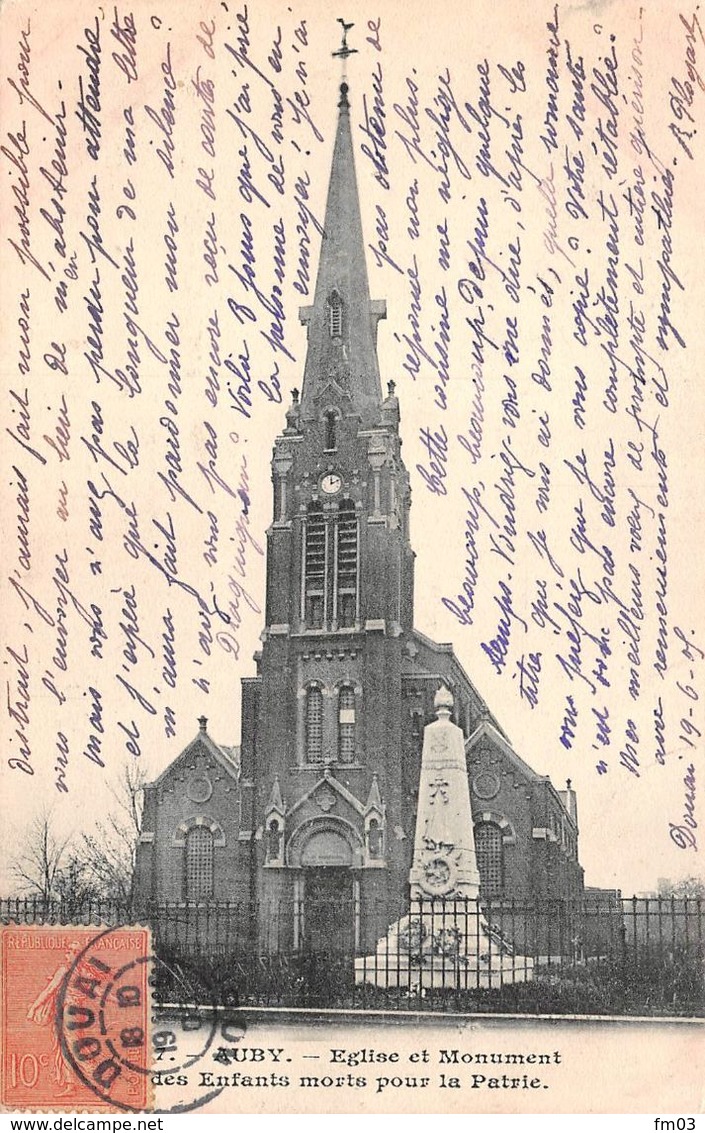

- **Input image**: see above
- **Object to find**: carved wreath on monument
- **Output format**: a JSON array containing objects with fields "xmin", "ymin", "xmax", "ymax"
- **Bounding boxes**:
[
  {"xmin": 397, "ymin": 917, "xmax": 464, "ymax": 964},
  {"xmin": 431, "ymin": 926, "xmax": 463, "ymax": 958},
  {"xmin": 397, "ymin": 917, "xmax": 428, "ymax": 961},
  {"xmin": 423, "ymin": 857, "xmax": 451, "ymax": 890}
]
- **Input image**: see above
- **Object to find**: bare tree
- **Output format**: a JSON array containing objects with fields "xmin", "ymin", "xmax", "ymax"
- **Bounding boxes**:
[
  {"xmin": 74, "ymin": 760, "xmax": 149, "ymax": 902},
  {"xmin": 7, "ymin": 763, "xmax": 149, "ymax": 906},
  {"xmin": 53, "ymin": 855, "xmax": 103, "ymax": 908},
  {"xmin": 658, "ymin": 876, "xmax": 705, "ymax": 899},
  {"xmin": 9, "ymin": 810, "xmax": 73, "ymax": 903}
]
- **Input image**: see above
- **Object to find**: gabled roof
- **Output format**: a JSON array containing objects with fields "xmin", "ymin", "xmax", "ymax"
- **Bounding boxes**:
[
  {"xmin": 286, "ymin": 768, "xmax": 366, "ymax": 818},
  {"xmin": 465, "ymin": 717, "xmax": 543, "ymax": 787},
  {"xmin": 466, "ymin": 718, "xmax": 577, "ymax": 826},
  {"xmin": 404, "ymin": 628, "xmax": 509, "ymax": 740},
  {"xmin": 149, "ymin": 725, "xmax": 240, "ymax": 789}
]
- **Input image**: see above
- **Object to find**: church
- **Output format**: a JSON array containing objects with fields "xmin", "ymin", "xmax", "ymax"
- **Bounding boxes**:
[{"xmin": 134, "ymin": 75, "xmax": 584, "ymax": 957}]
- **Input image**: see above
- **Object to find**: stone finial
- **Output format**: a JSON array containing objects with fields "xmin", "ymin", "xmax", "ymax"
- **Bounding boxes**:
[
  {"xmin": 380, "ymin": 380, "xmax": 400, "ymax": 429},
  {"xmin": 434, "ymin": 685, "xmax": 454, "ymax": 718},
  {"xmin": 566, "ymin": 778, "xmax": 572, "ymax": 790},
  {"xmin": 285, "ymin": 389, "xmax": 302, "ymax": 434},
  {"xmin": 198, "ymin": 715, "xmax": 208, "ymax": 733}
]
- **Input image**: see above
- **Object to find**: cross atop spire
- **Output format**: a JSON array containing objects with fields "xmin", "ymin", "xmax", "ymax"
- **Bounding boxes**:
[{"xmin": 333, "ymin": 19, "xmax": 358, "ymax": 64}]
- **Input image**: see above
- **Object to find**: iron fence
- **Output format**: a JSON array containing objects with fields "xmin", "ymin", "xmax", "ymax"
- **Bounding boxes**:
[{"xmin": 2, "ymin": 895, "xmax": 703, "ymax": 1017}]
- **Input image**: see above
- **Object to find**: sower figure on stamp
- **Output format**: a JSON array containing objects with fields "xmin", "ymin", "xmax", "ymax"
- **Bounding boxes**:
[{"xmin": 26, "ymin": 942, "xmax": 82, "ymax": 1095}]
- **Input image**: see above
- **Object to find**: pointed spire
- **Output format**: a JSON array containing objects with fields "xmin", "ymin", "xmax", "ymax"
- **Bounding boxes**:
[
  {"xmin": 299, "ymin": 79, "xmax": 386, "ymax": 422},
  {"xmin": 365, "ymin": 773, "xmax": 383, "ymax": 812},
  {"xmin": 267, "ymin": 775, "xmax": 284, "ymax": 813}
]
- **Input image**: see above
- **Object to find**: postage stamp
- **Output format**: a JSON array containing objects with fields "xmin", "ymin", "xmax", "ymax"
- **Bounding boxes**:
[{"xmin": 1, "ymin": 925, "xmax": 151, "ymax": 1111}]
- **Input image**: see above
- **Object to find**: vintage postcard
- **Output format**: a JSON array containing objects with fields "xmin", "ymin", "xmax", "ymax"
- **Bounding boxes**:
[{"xmin": 0, "ymin": 0, "xmax": 703, "ymax": 1115}]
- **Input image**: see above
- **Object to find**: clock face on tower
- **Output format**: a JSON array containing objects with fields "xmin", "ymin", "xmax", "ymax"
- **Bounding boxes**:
[{"xmin": 320, "ymin": 472, "xmax": 343, "ymax": 495}]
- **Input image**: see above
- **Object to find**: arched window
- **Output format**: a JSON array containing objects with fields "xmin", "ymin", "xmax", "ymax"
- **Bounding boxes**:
[
  {"xmin": 328, "ymin": 290, "xmax": 343, "ymax": 338},
  {"xmin": 324, "ymin": 410, "xmax": 337, "ymax": 451},
  {"xmin": 266, "ymin": 819, "xmax": 282, "ymax": 862},
  {"xmin": 338, "ymin": 686, "xmax": 356, "ymax": 763},
  {"xmin": 304, "ymin": 502, "xmax": 326, "ymax": 628},
  {"xmin": 367, "ymin": 818, "xmax": 383, "ymax": 859},
  {"xmin": 185, "ymin": 826, "xmax": 214, "ymax": 900},
  {"xmin": 336, "ymin": 499, "xmax": 358, "ymax": 627},
  {"xmin": 306, "ymin": 686, "xmax": 324, "ymax": 763},
  {"xmin": 475, "ymin": 822, "xmax": 504, "ymax": 897}
]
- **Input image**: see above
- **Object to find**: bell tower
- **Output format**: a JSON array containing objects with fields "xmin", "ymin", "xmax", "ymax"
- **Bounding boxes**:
[{"xmin": 239, "ymin": 63, "xmax": 416, "ymax": 946}]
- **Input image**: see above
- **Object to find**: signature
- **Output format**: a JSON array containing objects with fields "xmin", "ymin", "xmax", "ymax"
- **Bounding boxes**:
[
  {"xmin": 669, "ymin": 762, "xmax": 698, "ymax": 850},
  {"xmin": 668, "ymin": 10, "xmax": 705, "ymax": 159}
]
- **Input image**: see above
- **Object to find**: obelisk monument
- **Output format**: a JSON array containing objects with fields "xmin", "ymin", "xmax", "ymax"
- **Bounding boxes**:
[
  {"xmin": 409, "ymin": 684, "xmax": 482, "ymax": 901},
  {"xmin": 355, "ymin": 686, "xmax": 533, "ymax": 989}
]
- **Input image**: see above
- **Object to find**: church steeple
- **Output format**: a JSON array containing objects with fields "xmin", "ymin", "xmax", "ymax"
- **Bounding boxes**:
[
  {"xmin": 299, "ymin": 80, "xmax": 386, "ymax": 424},
  {"xmin": 265, "ymin": 50, "xmax": 413, "ymax": 640}
]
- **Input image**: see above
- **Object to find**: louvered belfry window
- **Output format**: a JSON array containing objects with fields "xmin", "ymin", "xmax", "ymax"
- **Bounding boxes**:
[
  {"xmin": 338, "ymin": 686, "xmax": 356, "ymax": 763},
  {"xmin": 324, "ymin": 410, "xmax": 337, "ymax": 451},
  {"xmin": 475, "ymin": 823, "xmax": 504, "ymax": 896},
  {"xmin": 306, "ymin": 686, "xmax": 324, "ymax": 763},
  {"xmin": 328, "ymin": 290, "xmax": 343, "ymax": 337},
  {"xmin": 305, "ymin": 502, "xmax": 326, "ymax": 628},
  {"xmin": 336, "ymin": 499, "xmax": 358, "ymax": 627},
  {"xmin": 185, "ymin": 826, "xmax": 214, "ymax": 900}
]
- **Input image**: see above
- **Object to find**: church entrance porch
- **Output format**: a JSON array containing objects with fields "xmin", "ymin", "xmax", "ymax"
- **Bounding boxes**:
[{"xmin": 289, "ymin": 868, "xmax": 359, "ymax": 1005}]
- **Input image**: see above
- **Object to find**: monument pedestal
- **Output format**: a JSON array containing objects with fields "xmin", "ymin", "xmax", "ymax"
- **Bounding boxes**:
[
  {"xmin": 356, "ymin": 687, "xmax": 533, "ymax": 990},
  {"xmin": 354, "ymin": 905, "xmax": 533, "ymax": 989}
]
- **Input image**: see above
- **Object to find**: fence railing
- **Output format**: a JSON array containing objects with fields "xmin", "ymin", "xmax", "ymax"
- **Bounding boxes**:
[{"xmin": 2, "ymin": 895, "xmax": 703, "ymax": 1017}]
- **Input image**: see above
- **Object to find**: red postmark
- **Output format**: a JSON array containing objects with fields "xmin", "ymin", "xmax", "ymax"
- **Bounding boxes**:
[{"xmin": 1, "ymin": 925, "xmax": 150, "ymax": 1111}]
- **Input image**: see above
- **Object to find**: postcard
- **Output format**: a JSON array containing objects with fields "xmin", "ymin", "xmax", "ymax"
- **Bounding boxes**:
[{"xmin": 0, "ymin": 0, "xmax": 703, "ymax": 1115}]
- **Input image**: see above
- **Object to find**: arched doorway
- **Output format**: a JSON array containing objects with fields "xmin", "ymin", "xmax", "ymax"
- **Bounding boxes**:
[
  {"xmin": 302, "ymin": 869, "xmax": 355, "ymax": 954},
  {"xmin": 290, "ymin": 823, "xmax": 360, "ymax": 957}
]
